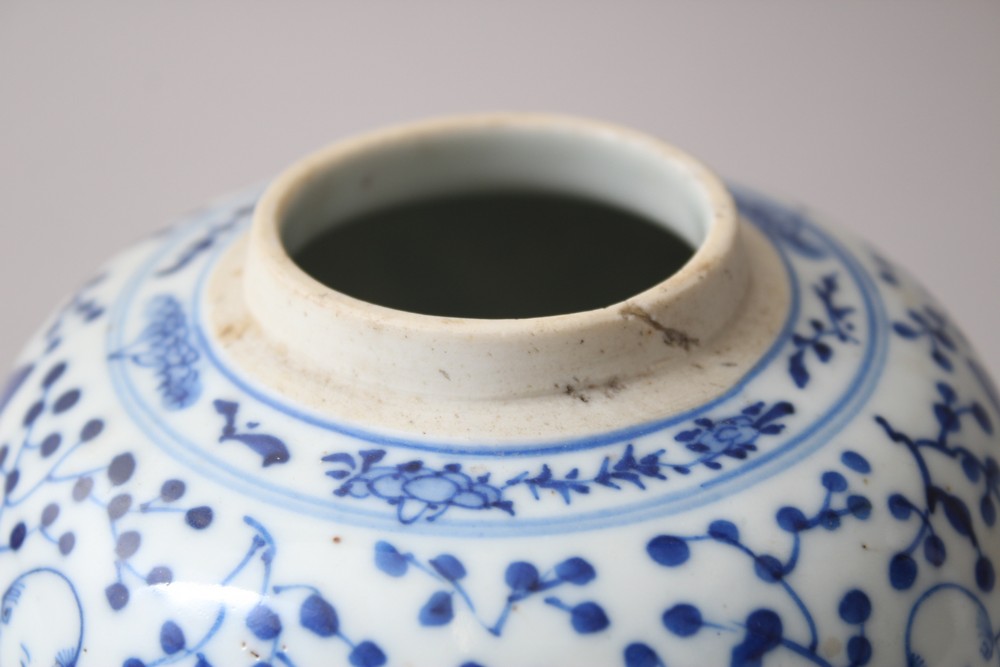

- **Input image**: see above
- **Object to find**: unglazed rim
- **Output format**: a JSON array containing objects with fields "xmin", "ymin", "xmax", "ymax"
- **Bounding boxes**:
[{"xmin": 240, "ymin": 113, "xmax": 751, "ymax": 401}]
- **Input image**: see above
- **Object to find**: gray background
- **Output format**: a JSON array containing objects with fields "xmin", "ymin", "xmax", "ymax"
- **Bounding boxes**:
[{"xmin": 1, "ymin": 2, "xmax": 998, "ymax": 377}]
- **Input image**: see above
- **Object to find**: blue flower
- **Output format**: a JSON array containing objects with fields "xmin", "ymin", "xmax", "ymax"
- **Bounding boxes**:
[
  {"xmin": 333, "ymin": 458, "xmax": 512, "ymax": 524},
  {"xmin": 675, "ymin": 402, "xmax": 793, "ymax": 465}
]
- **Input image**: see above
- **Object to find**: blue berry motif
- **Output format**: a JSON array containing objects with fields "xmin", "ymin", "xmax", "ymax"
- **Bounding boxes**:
[
  {"xmin": 0, "ymin": 359, "xmax": 216, "ymax": 666},
  {"xmin": 374, "ymin": 541, "xmax": 607, "ymax": 637},
  {"xmin": 0, "ymin": 358, "xmax": 215, "ymax": 613},
  {"xmin": 121, "ymin": 517, "xmax": 388, "ymax": 667},
  {"xmin": 111, "ymin": 295, "xmax": 202, "ymax": 410},
  {"xmin": 876, "ymin": 382, "xmax": 996, "ymax": 593},
  {"xmin": 325, "ymin": 401, "xmax": 793, "ymax": 523},
  {"xmin": 639, "ymin": 451, "xmax": 874, "ymax": 667}
]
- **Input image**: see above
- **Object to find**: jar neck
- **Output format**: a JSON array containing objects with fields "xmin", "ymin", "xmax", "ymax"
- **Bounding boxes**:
[{"xmin": 240, "ymin": 114, "xmax": 748, "ymax": 402}]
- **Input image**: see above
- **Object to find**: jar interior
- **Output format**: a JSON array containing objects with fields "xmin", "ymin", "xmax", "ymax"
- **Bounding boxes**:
[
  {"xmin": 279, "ymin": 121, "xmax": 711, "ymax": 319},
  {"xmin": 293, "ymin": 190, "xmax": 693, "ymax": 319}
]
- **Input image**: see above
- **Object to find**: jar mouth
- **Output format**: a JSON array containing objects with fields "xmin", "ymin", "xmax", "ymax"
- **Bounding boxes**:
[
  {"xmin": 252, "ymin": 113, "xmax": 736, "ymax": 326},
  {"xmin": 241, "ymin": 113, "xmax": 748, "ymax": 402}
]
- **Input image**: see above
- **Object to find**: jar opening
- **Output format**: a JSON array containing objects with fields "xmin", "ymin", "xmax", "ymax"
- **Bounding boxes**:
[
  {"xmin": 239, "ymin": 114, "xmax": 751, "ymax": 407},
  {"xmin": 291, "ymin": 189, "xmax": 694, "ymax": 319},
  {"xmin": 277, "ymin": 118, "xmax": 712, "ymax": 319}
]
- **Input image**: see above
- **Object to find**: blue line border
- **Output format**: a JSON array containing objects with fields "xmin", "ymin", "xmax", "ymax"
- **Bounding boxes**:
[
  {"xmin": 104, "ymin": 190, "xmax": 888, "ymax": 536},
  {"xmin": 186, "ymin": 226, "xmax": 801, "ymax": 457}
]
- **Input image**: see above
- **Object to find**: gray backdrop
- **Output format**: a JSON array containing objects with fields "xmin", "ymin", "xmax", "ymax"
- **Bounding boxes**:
[{"xmin": 1, "ymin": 2, "xmax": 998, "ymax": 379}]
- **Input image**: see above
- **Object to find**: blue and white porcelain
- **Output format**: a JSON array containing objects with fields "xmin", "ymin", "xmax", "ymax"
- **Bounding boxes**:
[{"xmin": 1, "ymin": 114, "xmax": 997, "ymax": 666}]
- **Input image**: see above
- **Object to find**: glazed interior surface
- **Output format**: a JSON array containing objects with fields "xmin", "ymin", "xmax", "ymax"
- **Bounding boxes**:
[{"xmin": 293, "ymin": 190, "xmax": 694, "ymax": 319}]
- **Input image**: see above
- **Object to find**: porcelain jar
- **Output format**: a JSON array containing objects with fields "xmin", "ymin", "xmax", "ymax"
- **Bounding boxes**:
[{"xmin": 1, "ymin": 114, "xmax": 997, "ymax": 667}]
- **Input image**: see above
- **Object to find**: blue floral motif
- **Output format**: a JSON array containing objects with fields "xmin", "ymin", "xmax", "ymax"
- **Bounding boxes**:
[
  {"xmin": 0, "ymin": 359, "xmax": 214, "ymax": 608},
  {"xmin": 876, "ymin": 382, "xmax": 996, "ymax": 592},
  {"xmin": 789, "ymin": 274, "xmax": 859, "ymax": 389},
  {"xmin": 323, "ymin": 401, "xmax": 794, "ymax": 523},
  {"xmin": 673, "ymin": 401, "xmax": 794, "ymax": 469},
  {"xmin": 0, "ymin": 356, "xmax": 383, "ymax": 666},
  {"xmin": 122, "ymin": 517, "xmax": 388, "ymax": 667},
  {"xmin": 374, "ymin": 541, "xmax": 608, "ymax": 637},
  {"xmin": 155, "ymin": 204, "xmax": 252, "ymax": 278},
  {"xmin": 637, "ymin": 451, "xmax": 874, "ymax": 667},
  {"xmin": 327, "ymin": 450, "xmax": 513, "ymax": 523},
  {"xmin": 733, "ymin": 190, "xmax": 867, "ymax": 391},
  {"xmin": 111, "ymin": 295, "xmax": 202, "ymax": 410},
  {"xmin": 893, "ymin": 306, "xmax": 960, "ymax": 372}
]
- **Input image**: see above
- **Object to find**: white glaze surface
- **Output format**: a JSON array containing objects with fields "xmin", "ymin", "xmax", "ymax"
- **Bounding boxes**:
[{"xmin": 0, "ymin": 118, "xmax": 997, "ymax": 667}]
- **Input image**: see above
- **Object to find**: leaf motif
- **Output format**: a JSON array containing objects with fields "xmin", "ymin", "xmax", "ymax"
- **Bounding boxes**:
[
  {"xmin": 554, "ymin": 557, "xmax": 596, "ymax": 585},
  {"xmin": 936, "ymin": 329, "xmax": 957, "ymax": 350},
  {"xmin": 299, "ymin": 594, "xmax": 339, "ymax": 637},
  {"xmin": 832, "ymin": 306, "xmax": 855, "ymax": 320},
  {"xmin": 982, "ymin": 496, "xmax": 997, "ymax": 527},
  {"xmin": 567, "ymin": 601, "xmax": 609, "ymax": 634},
  {"xmin": 505, "ymin": 562, "xmax": 540, "ymax": 591},
  {"xmin": 611, "ymin": 471, "xmax": 642, "ymax": 487},
  {"xmin": 972, "ymin": 402, "xmax": 994, "ymax": 435},
  {"xmin": 374, "ymin": 541, "xmax": 409, "ymax": 577},
  {"xmin": 961, "ymin": 456, "xmax": 982, "ymax": 483},
  {"xmin": 359, "ymin": 450, "xmax": 387, "ymax": 472},
  {"xmin": 909, "ymin": 310, "xmax": 929, "ymax": 327},
  {"xmin": 624, "ymin": 643, "xmax": 666, "ymax": 667},
  {"xmin": 937, "ymin": 490, "xmax": 974, "ymax": 538},
  {"xmin": 419, "ymin": 591, "xmax": 454, "ymax": 626},
  {"xmin": 755, "ymin": 401, "xmax": 795, "ymax": 426},
  {"xmin": 430, "ymin": 554, "xmax": 467, "ymax": 582},
  {"xmin": 813, "ymin": 341, "xmax": 833, "ymax": 363},
  {"xmin": 159, "ymin": 621, "xmax": 186, "ymax": 655},
  {"xmin": 922, "ymin": 535, "xmax": 946, "ymax": 567},
  {"xmin": 348, "ymin": 641, "xmax": 387, "ymax": 667},
  {"xmin": 246, "ymin": 604, "xmax": 283, "ymax": 640},
  {"xmin": 533, "ymin": 465, "xmax": 553, "ymax": 484},
  {"xmin": 937, "ymin": 382, "xmax": 957, "ymax": 403},
  {"xmin": 789, "ymin": 350, "xmax": 809, "ymax": 389},
  {"xmin": 932, "ymin": 349, "xmax": 953, "ymax": 372},
  {"xmin": 321, "ymin": 452, "xmax": 356, "ymax": 468},
  {"xmin": 934, "ymin": 403, "xmax": 960, "ymax": 433}
]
